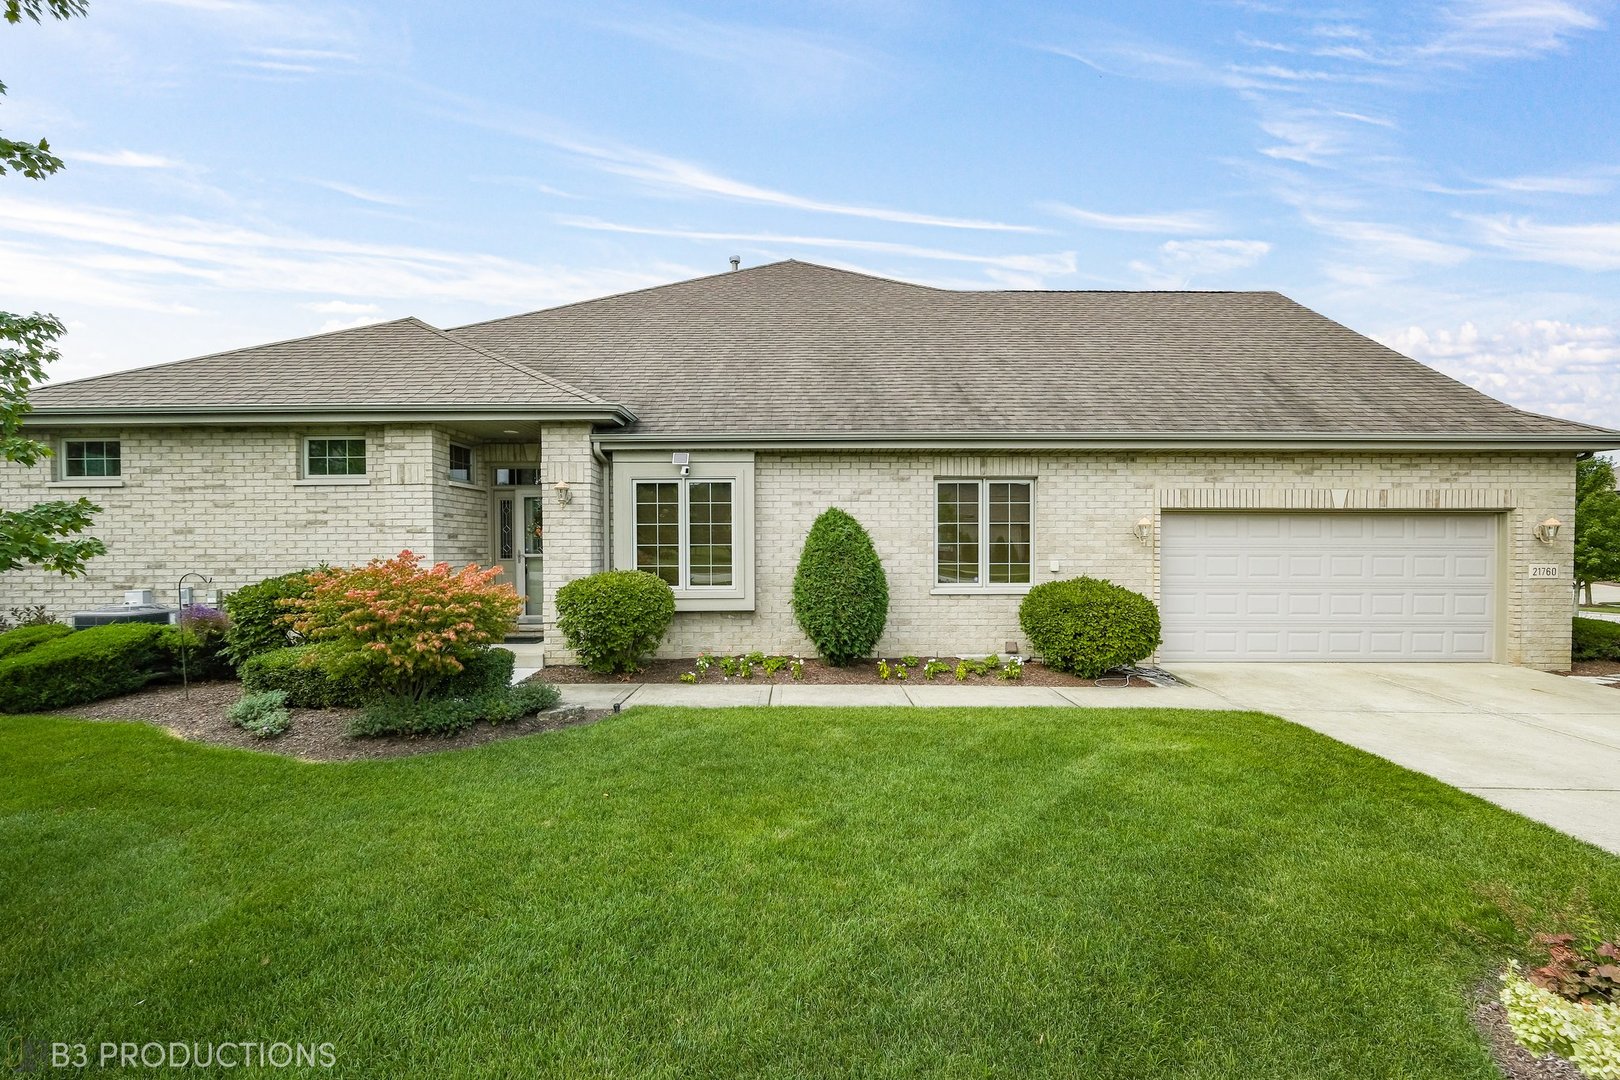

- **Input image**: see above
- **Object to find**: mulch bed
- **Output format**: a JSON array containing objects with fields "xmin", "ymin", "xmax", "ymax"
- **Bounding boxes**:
[
  {"xmin": 1473, "ymin": 982, "xmax": 1589, "ymax": 1080},
  {"xmin": 46, "ymin": 681, "xmax": 605, "ymax": 762},
  {"xmin": 536, "ymin": 656, "xmax": 1160, "ymax": 687}
]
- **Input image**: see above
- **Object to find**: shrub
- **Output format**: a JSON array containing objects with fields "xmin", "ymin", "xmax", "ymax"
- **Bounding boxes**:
[
  {"xmin": 0, "ymin": 624, "xmax": 168, "ymax": 712},
  {"xmin": 1019, "ymin": 577, "xmax": 1162, "ymax": 679},
  {"xmin": 1529, "ymin": 933, "xmax": 1620, "ymax": 1004},
  {"xmin": 791, "ymin": 507, "xmax": 889, "ymax": 666},
  {"xmin": 555, "ymin": 570, "xmax": 676, "ymax": 674},
  {"xmin": 228, "ymin": 690, "xmax": 291, "ymax": 738},
  {"xmin": 239, "ymin": 645, "xmax": 367, "ymax": 708},
  {"xmin": 285, "ymin": 551, "xmax": 520, "ymax": 701},
  {"xmin": 1500, "ymin": 966, "xmax": 1620, "ymax": 1078},
  {"xmin": 158, "ymin": 604, "xmax": 235, "ymax": 681},
  {"xmin": 0, "ymin": 622, "xmax": 71, "ymax": 660},
  {"xmin": 1574, "ymin": 617, "xmax": 1620, "ymax": 662},
  {"xmin": 222, "ymin": 570, "xmax": 315, "ymax": 666},
  {"xmin": 0, "ymin": 604, "xmax": 53, "ymax": 632},
  {"xmin": 348, "ymin": 681, "xmax": 561, "ymax": 738}
]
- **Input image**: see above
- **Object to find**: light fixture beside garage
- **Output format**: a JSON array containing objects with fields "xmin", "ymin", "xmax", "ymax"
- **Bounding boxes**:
[
  {"xmin": 1533, "ymin": 516, "xmax": 1562, "ymax": 544},
  {"xmin": 1134, "ymin": 516, "xmax": 1153, "ymax": 544}
]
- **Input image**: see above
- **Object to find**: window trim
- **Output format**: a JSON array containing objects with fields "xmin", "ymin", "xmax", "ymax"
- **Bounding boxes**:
[
  {"xmin": 448, "ymin": 442, "xmax": 475, "ymax": 485},
  {"xmin": 612, "ymin": 452, "xmax": 754, "ymax": 611},
  {"xmin": 301, "ymin": 434, "xmax": 369, "ymax": 482},
  {"xmin": 59, "ymin": 437, "xmax": 122, "ymax": 480},
  {"xmin": 932, "ymin": 477, "xmax": 1036, "ymax": 595}
]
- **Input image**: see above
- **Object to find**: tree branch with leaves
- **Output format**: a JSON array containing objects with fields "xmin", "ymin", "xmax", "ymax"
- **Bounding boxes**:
[{"xmin": 2, "ymin": 0, "xmax": 105, "ymax": 577}]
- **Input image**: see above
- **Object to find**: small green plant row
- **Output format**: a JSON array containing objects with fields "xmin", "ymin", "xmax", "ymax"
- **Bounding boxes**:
[
  {"xmin": 879, "ymin": 654, "xmax": 1025, "ymax": 682},
  {"xmin": 678, "ymin": 652, "xmax": 806, "ymax": 684}
]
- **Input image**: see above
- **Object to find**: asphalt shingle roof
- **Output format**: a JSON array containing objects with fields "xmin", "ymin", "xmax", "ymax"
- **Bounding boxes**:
[
  {"xmin": 32, "ymin": 260, "xmax": 1612, "ymax": 441},
  {"xmin": 30, "ymin": 317, "xmax": 607, "ymax": 410},
  {"xmin": 451, "ymin": 261, "xmax": 1607, "ymax": 438}
]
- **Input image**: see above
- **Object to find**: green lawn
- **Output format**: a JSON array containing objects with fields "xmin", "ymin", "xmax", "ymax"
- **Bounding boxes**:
[{"xmin": 4, "ymin": 706, "xmax": 1618, "ymax": 1079}]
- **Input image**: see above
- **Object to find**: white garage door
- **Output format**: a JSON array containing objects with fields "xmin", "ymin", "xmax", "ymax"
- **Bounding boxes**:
[{"xmin": 1159, "ymin": 513, "xmax": 1498, "ymax": 661}]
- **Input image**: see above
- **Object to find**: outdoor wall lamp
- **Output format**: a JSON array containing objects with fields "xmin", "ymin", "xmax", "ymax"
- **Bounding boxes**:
[
  {"xmin": 553, "ymin": 480, "xmax": 572, "ymax": 506},
  {"xmin": 1533, "ymin": 516, "xmax": 1562, "ymax": 544},
  {"xmin": 1134, "ymin": 516, "xmax": 1154, "ymax": 544}
]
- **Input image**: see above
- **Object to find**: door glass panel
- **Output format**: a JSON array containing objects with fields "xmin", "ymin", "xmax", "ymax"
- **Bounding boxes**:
[
  {"xmin": 522, "ymin": 496, "xmax": 543, "ymax": 617},
  {"xmin": 498, "ymin": 498, "xmax": 514, "ymax": 561}
]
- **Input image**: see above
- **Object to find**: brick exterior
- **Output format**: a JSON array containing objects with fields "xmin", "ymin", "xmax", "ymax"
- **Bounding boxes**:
[
  {"xmin": 1, "ymin": 428, "xmax": 1577, "ymax": 669},
  {"xmin": 639, "ymin": 449, "xmax": 1577, "ymax": 670}
]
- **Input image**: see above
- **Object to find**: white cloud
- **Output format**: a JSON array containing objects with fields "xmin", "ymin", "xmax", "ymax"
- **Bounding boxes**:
[
  {"xmin": 306, "ymin": 179, "xmax": 413, "ymax": 207},
  {"xmin": 1310, "ymin": 217, "xmax": 1473, "ymax": 265},
  {"xmin": 1468, "ymin": 214, "xmax": 1620, "ymax": 270},
  {"xmin": 305, "ymin": 299, "xmax": 381, "ymax": 315},
  {"xmin": 437, "ymin": 96, "xmax": 1041, "ymax": 233},
  {"xmin": 1129, "ymin": 239, "xmax": 1272, "ymax": 286},
  {"xmin": 1043, "ymin": 202, "xmax": 1219, "ymax": 234},
  {"xmin": 1384, "ymin": 319, "xmax": 1620, "ymax": 426},
  {"xmin": 1423, "ymin": 0, "xmax": 1603, "ymax": 61},
  {"xmin": 556, "ymin": 218, "xmax": 1078, "ymax": 278},
  {"xmin": 68, "ymin": 149, "xmax": 185, "ymax": 169}
]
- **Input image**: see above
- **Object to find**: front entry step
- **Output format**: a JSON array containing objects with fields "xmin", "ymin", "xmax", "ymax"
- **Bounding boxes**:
[{"xmin": 505, "ymin": 632, "xmax": 544, "ymax": 644}]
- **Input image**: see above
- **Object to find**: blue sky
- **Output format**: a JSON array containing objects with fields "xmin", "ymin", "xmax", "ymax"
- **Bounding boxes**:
[{"xmin": 1, "ymin": 0, "xmax": 1618, "ymax": 426}]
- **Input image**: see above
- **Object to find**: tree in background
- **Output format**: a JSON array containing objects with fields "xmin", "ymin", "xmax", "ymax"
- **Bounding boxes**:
[
  {"xmin": 1574, "ymin": 456, "xmax": 1620, "ymax": 607},
  {"xmin": 1, "ymin": 0, "xmax": 105, "ymax": 577}
]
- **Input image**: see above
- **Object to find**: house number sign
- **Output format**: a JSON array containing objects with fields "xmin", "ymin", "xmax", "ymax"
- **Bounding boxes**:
[{"xmin": 1528, "ymin": 564, "xmax": 1560, "ymax": 579}]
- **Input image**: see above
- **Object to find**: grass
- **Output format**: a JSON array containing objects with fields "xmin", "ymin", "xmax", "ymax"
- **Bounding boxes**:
[{"xmin": 4, "ymin": 706, "xmax": 1619, "ymax": 1079}]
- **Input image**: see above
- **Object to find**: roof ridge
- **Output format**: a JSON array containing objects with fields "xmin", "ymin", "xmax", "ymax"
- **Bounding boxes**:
[
  {"xmin": 404, "ymin": 318, "xmax": 610, "ymax": 406},
  {"xmin": 448, "ymin": 259, "xmax": 940, "ymax": 332},
  {"xmin": 35, "ymin": 316, "xmax": 422, "ymax": 393}
]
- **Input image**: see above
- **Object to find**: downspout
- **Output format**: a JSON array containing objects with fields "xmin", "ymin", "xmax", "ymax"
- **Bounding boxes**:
[{"xmin": 593, "ymin": 442, "xmax": 612, "ymax": 572}]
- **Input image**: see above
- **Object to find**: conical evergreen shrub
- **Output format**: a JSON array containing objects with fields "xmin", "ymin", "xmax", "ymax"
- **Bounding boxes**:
[{"xmin": 791, "ymin": 507, "xmax": 889, "ymax": 666}]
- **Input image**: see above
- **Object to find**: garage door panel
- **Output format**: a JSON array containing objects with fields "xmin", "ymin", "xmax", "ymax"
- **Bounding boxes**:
[{"xmin": 1159, "ymin": 513, "xmax": 1497, "ymax": 661}]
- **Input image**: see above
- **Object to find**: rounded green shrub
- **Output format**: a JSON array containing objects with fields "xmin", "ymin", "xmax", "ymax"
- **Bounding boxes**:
[
  {"xmin": 222, "ymin": 570, "xmax": 316, "ymax": 666},
  {"xmin": 1573, "ymin": 616, "xmax": 1620, "ymax": 662},
  {"xmin": 1019, "ymin": 577, "xmax": 1162, "ymax": 678},
  {"xmin": 555, "ymin": 570, "xmax": 676, "ymax": 674},
  {"xmin": 791, "ymin": 507, "xmax": 889, "ymax": 666},
  {"xmin": 239, "ymin": 644, "xmax": 367, "ymax": 708}
]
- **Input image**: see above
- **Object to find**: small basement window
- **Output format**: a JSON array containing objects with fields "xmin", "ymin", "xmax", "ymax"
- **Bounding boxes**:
[
  {"xmin": 304, "ymin": 436, "xmax": 366, "ymax": 477},
  {"xmin": 449, "ymin": 443, "xmax": 473, "ymax": 483},
  {"xmin": 62, "ymin": 439, "xmax": 120, "ymax": 478}
]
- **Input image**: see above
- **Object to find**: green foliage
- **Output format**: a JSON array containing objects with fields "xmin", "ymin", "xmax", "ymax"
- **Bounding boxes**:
[
  {"xmin": 285, "ymin": 552, "xmax": 521, "ymax": 701},
  {"xmin": 999, "ymin": 658, "xmax": 1024, "ymax": 681},
  {"xmin": 1577, "ymin": 457, "xmax": 1620, "ymax": 604},
  {"xmin": 1574, "ymin": 617, "xmax": 1620, "ymax": 662},
  {"xmin": 791, "ymin": 507, "xmax": 889, "ymax": 666},
  {"xmin": 348, "ymin": 681, "xmax": 561, "ymax": 738},
  {"xmin": 1020, "ymin": 577, "xmax": 1162, "ymax": 679},
  {"xmin": 239, "ymin": 645, "xmax": 367, "ymax": 709},
  {"xmin": 555, "ymin": 570, "xmax": 676, "ymax": 674},
  {"xmin": 922, "ymin": 659, "xmax": 952, "ymax": 681},
  {"xmin": 221, "ymin": 570, "xmax": 314, "ymax": 666},
  {"xmin": 227, "ymin": 690, "xmax": 291, "ymax": 739},
  {"xmin": 0, "ymin": 603, "xmax": 52, "ymax": 630},
  {"xmin": 157, "ymin": 625, "xmax": 234, "ymax": 681},
  {"xmin": 2, "ymin": 1, "xmax": 85, "ymax": 178},
  {"xmin": 1500, "ymin": 967, "xmax": 1620, "ymax": 1077},
  {"xmin": 0, "ymin": 620, "xmax": 68, "ymax": 659},
  {"xmin": 0, "ymin": 623, "xmax": 166, "ymax": 712}
]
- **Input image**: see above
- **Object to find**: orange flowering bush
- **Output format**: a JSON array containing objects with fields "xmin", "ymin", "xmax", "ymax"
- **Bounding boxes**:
[{"xmin": 284, "ymin": 551, "xmax": 521, "ymax": 701}]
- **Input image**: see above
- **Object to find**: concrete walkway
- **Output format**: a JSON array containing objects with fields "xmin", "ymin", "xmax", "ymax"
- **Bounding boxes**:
[
  {"xmin": 1167, "ymin": 663, "xmax": 1620, "ymax": 854},
  {"xmin": 550, "ymin": 679, "xmax": 1232, "ymax": 711}
]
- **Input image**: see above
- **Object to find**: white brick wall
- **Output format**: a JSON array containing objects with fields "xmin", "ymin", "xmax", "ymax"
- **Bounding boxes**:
[
  {"xmin": 2, "ymin": 428, "xmax": 1576, "ymax": 669},
  {"xmin": 640, "ymin": 449, "xmax": 1577, "ymax": 670}
]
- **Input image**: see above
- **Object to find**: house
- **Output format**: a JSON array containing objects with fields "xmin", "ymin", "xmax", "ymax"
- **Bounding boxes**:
[{"xmin": 5, "ymin": 260, "xmax": 1616, "ymax": 668}]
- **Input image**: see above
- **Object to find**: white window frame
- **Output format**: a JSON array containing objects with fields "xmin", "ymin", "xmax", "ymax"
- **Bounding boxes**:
[
  {"xmin": 50, "ymin": 437, "xmax": 124, "ymax": 487},
  {"xmin": 299, "ymin": 434, "xmax": 369, "ymax": 484},
  {"xmin": 611, "ymin": 452, "xmax": 754, "ymax": 611},
  {"xmin": 932, "ymin": 477, "xmax": 1036, "ymax": 595}
]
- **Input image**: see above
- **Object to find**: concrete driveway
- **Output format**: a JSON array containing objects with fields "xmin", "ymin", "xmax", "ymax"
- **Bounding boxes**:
[{"xmin": 1167, "ymin": 663, "xmax": 1620, "ymax": 854}]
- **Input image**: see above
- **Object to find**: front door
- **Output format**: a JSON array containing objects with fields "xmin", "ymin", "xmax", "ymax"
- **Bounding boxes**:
[{"xmin": 494, "ymin": 488, "xmax": 545, "ymax": 617}]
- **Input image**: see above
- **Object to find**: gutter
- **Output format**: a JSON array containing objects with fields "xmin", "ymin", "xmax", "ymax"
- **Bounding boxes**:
[
  {"xmin": 23, "ymin": 404, "xmax": 638, "ymax": 427},
  {"xmin": 591, "ymin": 430, "xmax": 1620, "ymax": 453}
]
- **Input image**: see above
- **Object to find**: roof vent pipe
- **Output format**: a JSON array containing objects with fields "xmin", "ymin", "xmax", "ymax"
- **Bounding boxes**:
[{"xmin": 729, "ymin": 256, "xmax": 740, "ymax": 271}]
